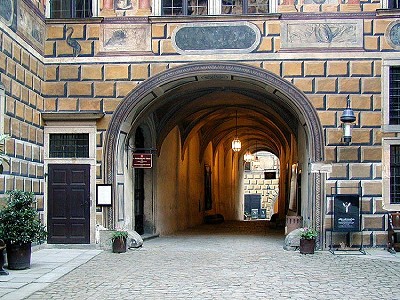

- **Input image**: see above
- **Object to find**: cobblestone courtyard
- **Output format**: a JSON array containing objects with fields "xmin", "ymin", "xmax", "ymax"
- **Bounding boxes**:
[{"xmin": 11, "ymin": 222, "xmax": 400, "ymax": 299}]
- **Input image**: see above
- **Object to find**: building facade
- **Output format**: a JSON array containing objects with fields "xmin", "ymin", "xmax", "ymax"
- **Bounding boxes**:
[{"xmin": 0, "ymin": 0, "xmax": 399, "ymax": 247}]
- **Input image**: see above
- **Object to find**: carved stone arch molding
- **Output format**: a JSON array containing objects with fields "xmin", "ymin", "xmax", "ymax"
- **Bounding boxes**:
[{"xmin": 104, "ymin": 62, "xmax": 325, "ymax": 231}]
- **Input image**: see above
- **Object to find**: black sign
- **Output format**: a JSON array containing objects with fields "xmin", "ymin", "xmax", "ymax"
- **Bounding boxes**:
[
  {"xmin": 264, "ymin": 171, "xmax": 276, "ymax": 180},
  {"xmin": 333, "ymin": 194, "xmax": 360, "ymax": 232}
]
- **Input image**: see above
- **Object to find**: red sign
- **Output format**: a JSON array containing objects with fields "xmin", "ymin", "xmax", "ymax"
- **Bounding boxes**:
[{"xmin": 132, "ymin": 153, "xmax": 152, "ymax": 168}]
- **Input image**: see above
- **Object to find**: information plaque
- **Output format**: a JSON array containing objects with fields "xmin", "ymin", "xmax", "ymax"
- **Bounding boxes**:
[
  {"xmin": 333, "ymin": 194, "xmax": 360, "ymax": 232},
  {"xmin": 132, "ymin": 153, "xmax": 152, "ymax": 168}
]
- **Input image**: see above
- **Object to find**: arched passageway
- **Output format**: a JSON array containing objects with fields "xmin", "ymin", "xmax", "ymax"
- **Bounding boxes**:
[{"xmin": 103, "ymin": 62, "xmax": 324, "ymax": 238}]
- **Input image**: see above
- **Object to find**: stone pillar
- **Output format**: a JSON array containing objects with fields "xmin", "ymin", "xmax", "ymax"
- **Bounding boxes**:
[
  {"xmin": 137, "ymin": 0, "xmax": 152, "ymax": 15},
  {"xmin": 103, "ymin": 0, "xmax": 114, "ymax": 9},
  {"xmin": 278, "ymin": 0, "xmax": 298, "ymax": 12}
]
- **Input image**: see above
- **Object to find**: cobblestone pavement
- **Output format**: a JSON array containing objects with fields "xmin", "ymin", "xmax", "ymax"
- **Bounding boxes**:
[{"xmin": 24, "ymin": 222, "xmax": 400, "ymax": 299}]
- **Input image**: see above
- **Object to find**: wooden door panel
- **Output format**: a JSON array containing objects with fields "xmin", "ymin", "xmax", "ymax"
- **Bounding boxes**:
[
  {"xmin": 71, "ymin": 224, "xmax": 86, "ymax": 238},
  {"xmin": 48, "ymin": 164, "xmax": 90, "ymax": 244},
  {"xmin": 70, "ymin": 188, "xmax": 86, "ymax": 218},
  {"xmin": 71, "ymin": 170, "xmax": 86, "ymax": 183},
  {"xmin": 52, "ymin": 188, "xmax": 68, "ymax": 217},
  {"xmin": 52, "ymin": 169, "xmax": 68, "ymax": 183},
  {"xmin": 52, "ymin": 223, "xmax": 68, "ymax": 237}
]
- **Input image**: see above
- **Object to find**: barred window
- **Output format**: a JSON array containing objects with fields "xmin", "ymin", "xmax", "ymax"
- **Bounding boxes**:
[
  {"xmin": 390, "ymin": 145, "xmax": 400, "ymax": 204},
  {"xmin": 222, "ymin": 0, "xmax": 268, "ymax": 14},
  {"xmin": 388, "ymin": 0, "xmax": 399, "ymax": 8},
  {"xmin": 50, "ymin": 0, "xmax": 92, "ymax": 18},
  {"xmin": 162, "ymin": 0, "xmax": 208, "ymax": 15},
  {"xmin": 49, "ymin": 134, "xmax": 89, "ymax": 158},
  {"xmin": 389, "ymin": 66, "xmax": 400, "ymax": 125}
]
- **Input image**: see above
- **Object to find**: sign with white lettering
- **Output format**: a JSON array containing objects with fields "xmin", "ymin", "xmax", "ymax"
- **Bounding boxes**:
[
  {"xmin": 333, "ymin": 194, "xmax": 360, "ymax": 232},
  {"xmin": 132, "ymin": 153, "xmax": 152, "ymax": 168}
]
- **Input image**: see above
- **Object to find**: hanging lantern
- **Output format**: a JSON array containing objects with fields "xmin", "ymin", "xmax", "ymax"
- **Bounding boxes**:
[
  {"xmin": 231, "ymin": 111, "xmax": 241, "ymax": 152},
  {"xmin": 244, "ymin": 151, "xmax": 253, "ymax": 162},
  {"xmin": 252, "ymin": 141, "xmax": 260, "ymax": 168},
  {"xmin": 252, "ymin": 155, "xmax": 260, "ymax": 169},
  {"xmin": 232, "ymin": 138, "xmax": 241, "ymax": 152}
]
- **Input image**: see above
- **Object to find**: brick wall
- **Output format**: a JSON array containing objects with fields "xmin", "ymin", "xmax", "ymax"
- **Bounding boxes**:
[
  {"xmin": 0, "ymin": 29, "xmax": 45, "ymax": 207},
  {"xmin": 1, "ymin": 4, "xmax": 399, "ymax": 246}
]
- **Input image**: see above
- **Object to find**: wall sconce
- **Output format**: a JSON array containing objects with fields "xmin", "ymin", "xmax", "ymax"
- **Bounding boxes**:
[
  {"xmin": 340, "ymin": 97, "xmax": 356, "ymax": 144},
  {"xmin": 232, "ymin": 111, "xmax": 241, "ymax": 152}
]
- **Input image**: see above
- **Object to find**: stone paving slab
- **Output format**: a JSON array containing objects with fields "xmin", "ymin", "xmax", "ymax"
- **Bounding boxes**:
[
  {"xmin": 12, "ymin": 222, "xmax": 400, "ymax": 300},
  {"xmin": 0, "ymin": 249, "xmax": 102, "ymax": 300}
]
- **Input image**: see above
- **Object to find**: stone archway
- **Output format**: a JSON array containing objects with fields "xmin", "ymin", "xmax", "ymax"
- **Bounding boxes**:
[{"xmin": 104, "ymin": 62, "xmax": 325, "ymax": 235}]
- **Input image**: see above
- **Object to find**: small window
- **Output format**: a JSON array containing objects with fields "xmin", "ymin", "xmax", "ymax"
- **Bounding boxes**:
[
  {"xmin": 391, "ymin": 145, "xmax": 400, "ymax": 204},
  {"xmin": 49, "ymin": 134, "xmax": 89, "ymax": 158},
  {"xmin": 50, "ymin": 0, "xmax": 92, "ymax": 18},
  {"xmin": 389, "ymin": 66, "xmax": 400, "ymax": 125},
  {"xmin": 222, "ymin": 0, "xmax": 268, "ymax": 14},
  {"xmin": 162, "ymin": 0, "xmax": 208, "ymax": 15}
]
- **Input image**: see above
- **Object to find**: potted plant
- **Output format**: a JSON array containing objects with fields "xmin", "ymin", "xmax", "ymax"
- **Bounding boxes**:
[
  {"xmin": 299, "ymin": 227, "xmax": 318, "ymax": 254},
  {"xmin": 111, "ymin": 229, "xmax": 128, "ymax": 253},
  {"xmin": 0, "ymin": 190, "xmax": 47, "ymax": 269}
]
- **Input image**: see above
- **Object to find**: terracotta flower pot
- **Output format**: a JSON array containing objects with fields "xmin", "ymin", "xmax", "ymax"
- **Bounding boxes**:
[
  {"xmin": 112, "ymin": 237, "xmax": 127, "ymax": 253},
  {"xmin": 300, "ymin": 238, "xmax": 315, "ymax": 254}
]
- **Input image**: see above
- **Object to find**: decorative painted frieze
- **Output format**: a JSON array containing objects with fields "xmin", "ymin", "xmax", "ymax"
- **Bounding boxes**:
[
  {"xmin": 386, "ymin": 20, "xmax": 400, "ymax": 50},
  {"xmin": 281, "ymin": 19, "xmax": 363, "ymax": 49},
  {"xmin": 172, "ymin": 22, "xmax": 261, "ymax": 55},
  {"xmin": 0, "ymin": 0, "xmax": 44, "ymax": 53},
  {"xmin": 18, "ymin": 0, "xmax": 45, "ymax": 51},
  {"xmin": 99, "ymin": 24, "xmax": 151, "ymax": 53}
]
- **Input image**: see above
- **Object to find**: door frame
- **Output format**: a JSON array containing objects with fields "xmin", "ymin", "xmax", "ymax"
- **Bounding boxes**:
[{"xmin": 44, "ymin": 121, "xmax": 98, "ymax": 244}]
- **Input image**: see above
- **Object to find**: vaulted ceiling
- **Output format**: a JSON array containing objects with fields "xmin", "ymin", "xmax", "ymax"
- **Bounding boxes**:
[{"xmin": 139, "ymin": 75, "xmax": 299, "ymax": 159}]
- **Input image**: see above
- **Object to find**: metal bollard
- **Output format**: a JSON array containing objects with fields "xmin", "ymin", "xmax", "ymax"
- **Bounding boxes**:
[{"xmin": 0, "ymin": 239, "xmax": 9, "ymax": 275}]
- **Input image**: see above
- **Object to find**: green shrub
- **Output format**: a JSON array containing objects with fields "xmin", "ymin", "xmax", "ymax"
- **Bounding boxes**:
[{"xmin": 0, "ymin": 190, "xmax": 47, "ymax": 245}]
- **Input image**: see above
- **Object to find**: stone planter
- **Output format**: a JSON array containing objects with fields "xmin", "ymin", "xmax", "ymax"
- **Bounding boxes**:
[{"xmin": 299, "ymin": 238, "xmax": 315, "ymax": 254}]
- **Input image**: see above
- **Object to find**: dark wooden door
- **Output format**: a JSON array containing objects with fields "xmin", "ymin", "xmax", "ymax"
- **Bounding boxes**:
[
  {"xmin": 134, "ymin": 127, "xmax": 145, "ymax": 235},
  {"xmin": 244, "ymin": 194, "xmax": 261, "ymax": 216},
  {"xmin": 134, "ymin": 168, "xmax": 144, "ymax": 235},
  {"xmin": 47, "ymin": 164, "xmax": 90, "ymax": 244}
]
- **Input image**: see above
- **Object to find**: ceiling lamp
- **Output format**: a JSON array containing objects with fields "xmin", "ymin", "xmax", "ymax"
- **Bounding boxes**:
[{"xmin": 232, "ymin": 111, "xmax": 241, "ymax": 152}]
